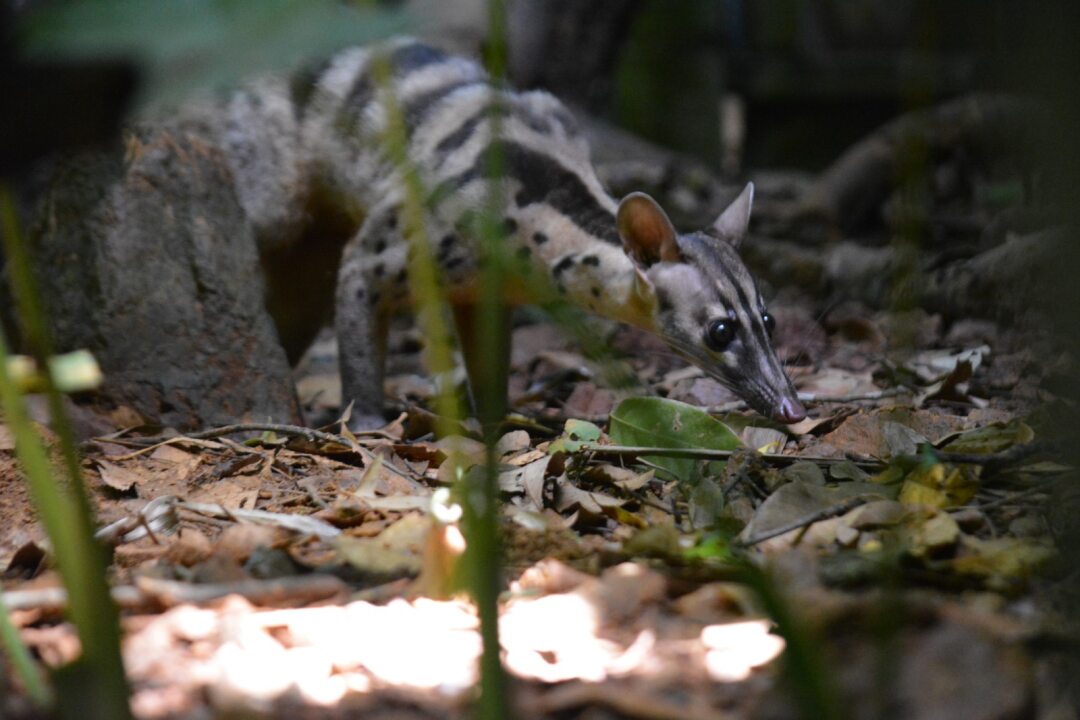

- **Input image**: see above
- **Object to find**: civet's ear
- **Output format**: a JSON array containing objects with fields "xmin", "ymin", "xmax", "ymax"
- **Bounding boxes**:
[
  {"xmin": 617, "ymin": 192, "xmax": 681, "ymax": 266},
  {"xmin": 711, "ymin": 182, "xmax": 754, "ymax": 248}
]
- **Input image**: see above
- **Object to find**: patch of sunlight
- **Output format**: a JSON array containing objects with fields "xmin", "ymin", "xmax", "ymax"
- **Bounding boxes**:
[
  {"xmin": 501, "ymin": 592, "xmax": 614, "ymax": 682},
  {"xmin": 700, "ymin": 620, "xmax": 785, "ymax": 681}
]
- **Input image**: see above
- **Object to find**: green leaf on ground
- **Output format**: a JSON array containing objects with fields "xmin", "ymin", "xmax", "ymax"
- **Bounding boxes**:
[
  {"xmin": 548, "ymin": 419, "xmax": 603, "ymax": 454},
  {"xmin": 609, "ymin": 397, "xmax": 740, "ymax": 483}
]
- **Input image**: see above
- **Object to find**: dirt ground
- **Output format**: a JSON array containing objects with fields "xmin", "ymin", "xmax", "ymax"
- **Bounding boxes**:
[{"xmin": 2, "ymin": 309, "xmax": 1076, "ymax": 719}]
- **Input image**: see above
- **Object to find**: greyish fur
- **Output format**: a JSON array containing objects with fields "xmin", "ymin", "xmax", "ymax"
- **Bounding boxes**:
[{"xmin": 186, "ymin": 37, "xmax": 803, "ymax": 427}]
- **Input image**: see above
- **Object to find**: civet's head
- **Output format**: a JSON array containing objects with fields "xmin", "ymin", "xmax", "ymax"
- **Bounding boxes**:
[{"xmin": 616, "ymin": 183, "xmax": 805, "ymax": 424}]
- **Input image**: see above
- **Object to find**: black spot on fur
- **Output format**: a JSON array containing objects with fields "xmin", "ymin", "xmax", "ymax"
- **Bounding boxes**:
[
  {"xmin": 454, "ymin": 210, "xmax": 479, "ymax": 236},
  {"xmin": 374, "ymin": 264, "xmax": 385, "ymax": 278},
  {"xmin": 289, "ymin": 57, "xmax": 332, "ymax": 120},
  {"xmin": 340, "ymin": 74, "xmax": 374, "ymax": 125},
  {"xmin": 374, "ymin": 239, "xmax": 387, "ymax": 253},
  {"xmin": 522, "ymin": 113, "xmax": 551, "ymax": 134},
  {"xmin": 657, "ymin": 288, "xmax": 674, "ymax": 313},
  {"xmin": 442, "ymin": 141, "xmax": 619, "ymax": 243},
  {"xmin": 386, "ymin": 214, "xmax": 398, "ymax": 230},
  {"xmin": 438, "ymin": 234, "xmax": 457, "ymax": 260},
  {"xmin": 355, "ymin": 287, "xmax": 366, "ymax": 300},
  {"xmin": 446, "ymin": 257, "xmax": 465, "ymax": 270},
  {"xmin": 553, "ymin": 255, "xmax": 575, "ymax": 276},
  {"xmin": 553, "ymin": 108, "xmax": 579, "ymax": 135},
  {"xmin": 582, "ymin": 254, "xmax": 600, "ymax": 266},
  {"xmin": 502, "ymin": 217, "xmax": 518, "ymax": 236},
  {"xmin": 532, "ymin": 232, "xmax": 549, "ymax": 245}
]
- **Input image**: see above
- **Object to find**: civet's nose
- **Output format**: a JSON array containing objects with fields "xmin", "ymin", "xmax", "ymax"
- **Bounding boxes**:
[{"xmin": 774, "ymin": 395, "xmax": 806, "ymax": 424}]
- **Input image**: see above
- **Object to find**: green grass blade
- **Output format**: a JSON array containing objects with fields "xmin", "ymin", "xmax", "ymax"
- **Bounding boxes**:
[
  {"xmin": 0, "ymin": 185, "xmax": 131, "ymax": 719},
  {"xmin": 462, "ymin": 1, "xmax": 513, "ymax": 716},
  {"xmin": 0, "ymin": 579, "xmax": 52, "ymax": 707}
]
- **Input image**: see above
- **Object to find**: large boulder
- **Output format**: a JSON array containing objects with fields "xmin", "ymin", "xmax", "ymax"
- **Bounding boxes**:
[{"xmin": 28, "ymin": 124, "xmax": 300, "ymax": 428}]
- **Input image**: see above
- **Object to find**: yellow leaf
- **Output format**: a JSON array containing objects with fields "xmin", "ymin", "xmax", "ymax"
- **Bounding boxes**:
[
  {"xmin": 908, "ymin": 511, "xmax": 960, "ymax": 557},
  {"xmin": 899, "ymin": 463, "xmax": 978, "ymax": 508},
  {"xmin": 952, "ymin": 536, "xmax": 1056, "ymax": 592}
]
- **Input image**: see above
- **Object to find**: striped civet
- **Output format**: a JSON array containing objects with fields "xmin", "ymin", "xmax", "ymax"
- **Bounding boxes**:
[{"xmin": 213, "ymin": 38, "xmax": 805, "ymax": 428}]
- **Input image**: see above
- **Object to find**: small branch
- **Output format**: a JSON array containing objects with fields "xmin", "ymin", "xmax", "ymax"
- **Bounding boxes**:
[
  {"xmin": 103, "ymin": 423, "xmax": 358, "ymax": 448},
  {"xmin": 926, "ymin": 442, "xmax": 1046, "ymax": 468},
  {"xmin": 951, "ymin": 478, "xmax": 1060, "ymax": 513},
  {"xmin": 738, "ymin": 495, "xmax": 877, "ymax": 547},
  {"xmin": 704, "ymin": 388, "xmax": 907, "ymax": 414},
  {"xmin": 802, "ymin": 388, "xmax": 909, "ymax": 405},
  {"xmin": 579, "ymin": 444, "xmax": 883, "ymax": 469},
  {"xmin": 634, "ymin": 457, "xmax": 683, "ymax": 481},
  {"xmin": 1, "ymin": 575, "xmax": 349, "ymax": 615}
]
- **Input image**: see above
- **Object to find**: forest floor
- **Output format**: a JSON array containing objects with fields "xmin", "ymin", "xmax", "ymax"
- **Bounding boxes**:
[{"xmin": 1, "ymin": 301, "xmax": 1076, "ymax": 719}]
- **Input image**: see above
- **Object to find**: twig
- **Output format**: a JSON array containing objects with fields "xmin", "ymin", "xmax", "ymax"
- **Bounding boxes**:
[
  {"xmin": 738, "ymin": 495, "xmax": 878, "ymax": 547},
  {"xmin": 951, "ymin": 478, "xmax": 1060, "ymax": 514},
  {"xmin": 580, "ymin": 444, "xmax": 883, "ymax": 469},
  {"xmin": 802, "ymin": 388, "xmax": 909, "ymax": 405},
  {"xmin": 104, "ymin": 423, "xmax": 355, "ymax": 448},
  {"xmin": 925, "ymin": 442, "xmax": 1046, "ymax": 468},
  {"xmin": 634, "ymin": 456, "xmax": 683, "ymax": 481},
  {"xmin": 704, "ymin": 388, "xmax": 908, "ymax": 414},
  {"xmin": 0, "ymin": 574, "xmax": 349, "ymax": 615}
]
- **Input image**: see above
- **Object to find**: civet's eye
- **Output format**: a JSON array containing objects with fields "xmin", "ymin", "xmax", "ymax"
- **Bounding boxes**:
[
  {"xmin": 704, "ymin": 318, "xmax": 737, "ymax": 351},
  {"xmin": 762, "ymin": 312, "xmax": 775, "ymax": 335}
]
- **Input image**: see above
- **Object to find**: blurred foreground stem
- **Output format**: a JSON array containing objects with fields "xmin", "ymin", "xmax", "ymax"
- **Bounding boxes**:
[
  {"xmin": 740, "ymin": 563, "xmax": 843, "ymax": 720},
  {"xmin": 0, "ymin": 579, "xmax": 51, "ymax": 707},
  {"xmin": 369, "ymin": 34, "xmax": 508, "ymax": 714},
  {"xmin": 461, "ymin": 0, "xmax": 512, "ymax": 715},
  {"xmin": 0, "ymin": 185, "xmax": 131, "ymax": 719}
]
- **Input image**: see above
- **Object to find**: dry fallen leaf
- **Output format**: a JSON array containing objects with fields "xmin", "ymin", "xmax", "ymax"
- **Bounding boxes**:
[
  {"xmin": 499, "ymin": 457, "xmax": 551, "ymax": 495},
  {"xmin": 334, "ymin": 513, "xmax": 429, "ymax": 578},
  {"xmin": 95, "ymin": 459, "xmax": 143, "ymax": 492},
  {"xmin": 555, "ymin": 480, "xmax": 626, "ymax": 515},
  {"xmin": 495, "ymin": 430, "xmax": 531, "ymax": 457}
]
